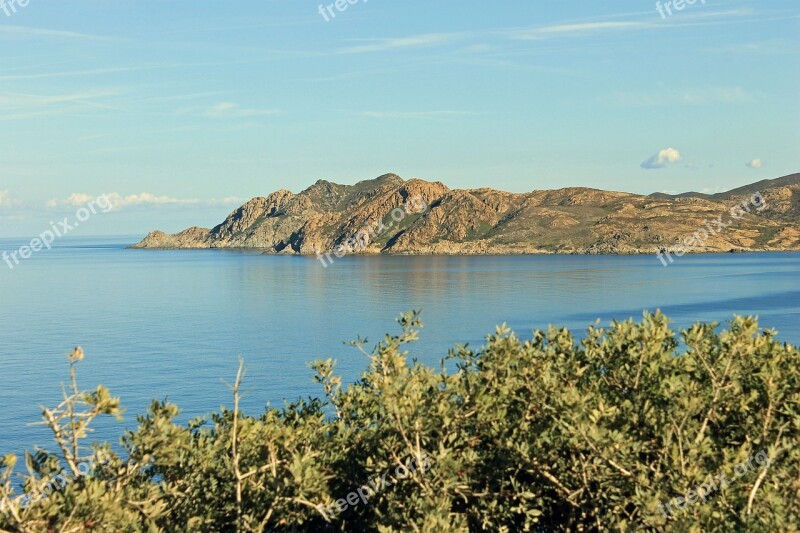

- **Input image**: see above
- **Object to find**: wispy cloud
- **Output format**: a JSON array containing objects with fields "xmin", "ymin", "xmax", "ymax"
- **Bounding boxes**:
[
  {"xmin": 641, "ymin": 148, "xmax": 683, "ymax": 170},
  {"xmin": 661, "ymin": 7, "xmax": 793, "ymax": 27},
  {"xmin": 204, "ymin": 102, "xmax": 281, "ymax": 119},
  {"xmin": 335, "ymin": 21, "xmax": 646, "ymax": 57},
  {"xmin": 0, "ymin": 25, "xmax": 109, "ymax": 41},
  {"xmin": 507, "ymin": 21, "xmax": 652, "ymax": 41},
  {"xmin": 503, "ymin": 8, "xmax": 765, "ymax": 42},
  {"xmin": 334, "ymin": 9, "xmax": 772, "ymax": 57},
  {"xmin": 703, "ymin": 39, "xmax": 800, "ymax": 55},
  {"xmin": 606, "ymin": 86, "xmax": 755, "ymax": 107},
  {"xmin": 359, "ymin": 110, "xmax": 479, "ymax": 120},
  {"xmin": 46, "ymin": 193, "xmax": 244, "ymax": 210},
  {"xmin": 212, "ymin": 196, "xmax": 245, "ymax": 206},
  {"xmin": 0, "ymin": 66, "xmax": 161, "ymax": 82},
  {"xmin": 339, "ymin": 33, "xmax": 462, "ymax": 54},
  {"xmin": 134, "ymin": 92, "xmax": 223, "ymax": 105},
  {"xmin": 0, "ymin": 90, "xmax": 121, "ymax": 121}
]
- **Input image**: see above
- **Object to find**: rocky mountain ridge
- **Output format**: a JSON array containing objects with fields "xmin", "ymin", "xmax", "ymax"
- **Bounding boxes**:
[{"xmin": 132, "ymin": 173, "xmax": 800, "ymax": 255}]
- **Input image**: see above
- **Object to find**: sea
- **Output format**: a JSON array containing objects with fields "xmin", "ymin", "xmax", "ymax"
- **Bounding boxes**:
[{"xmin": 1, "ymin": 236, "xmax": 798, "ymax": 455}]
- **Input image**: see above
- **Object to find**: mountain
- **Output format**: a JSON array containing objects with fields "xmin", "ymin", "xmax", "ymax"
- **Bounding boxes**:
[
  {"xmin": 132, "ymin": 173, "xmax": 800, "ymax": 255},
  {"xmin": 649, "ymin": 173, "xmax": 800, "ymax": 201}
]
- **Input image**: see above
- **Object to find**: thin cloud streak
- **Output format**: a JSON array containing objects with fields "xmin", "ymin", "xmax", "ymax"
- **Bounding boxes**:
[
  {"xmin": 0, "ymin": 25, "xmax": 111, "ymax": 41},
  {"xmin": 605, "ymin": 86, "xmax": 756, "ymax": 107},
  {"xmin": 338, "ymin": 33, "xmax": 464, "ymax": 54},
  {"xmin": 0, "ymin": 66, "xmax": 168, "ymax": 81},
  {"xmin": 204, "ymin": 102, "xmax": 281, "ymax": 119},
  {"xmin": 359, "ymin": 110, "xmax": 480, "ymax": 119},
  {"xmin": 332, "ymin": 8, "xmax": 761, "ymax": 59},
  {"xmin": 46, "ymin": 193, "xmax": 244, "ymax": 210},
  {"xmin": 0, "ymin": 90, "xmax": 122, "ymax": 120},
  {"xmin": 507, "ymin": 21, "xmax": 652, "ymax": 40}
]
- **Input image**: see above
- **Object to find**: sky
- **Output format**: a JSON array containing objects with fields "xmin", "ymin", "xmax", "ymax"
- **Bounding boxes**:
[{"xmin": 0, "ymin": 0, "xmax": 798, "ymax": 237}]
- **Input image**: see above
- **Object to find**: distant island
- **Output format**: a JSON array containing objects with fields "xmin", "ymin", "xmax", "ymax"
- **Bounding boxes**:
[{"xmin": 132, "ymin": 173, "xmax": 800, "ymax": 256}]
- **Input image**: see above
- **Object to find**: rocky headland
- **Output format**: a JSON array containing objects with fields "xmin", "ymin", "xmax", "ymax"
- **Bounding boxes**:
[{"xmin": 132, "ymin": 173, "xmax": 800, "ymax": 255}]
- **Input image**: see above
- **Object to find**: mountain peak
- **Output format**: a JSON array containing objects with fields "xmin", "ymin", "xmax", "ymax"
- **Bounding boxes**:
[{"xmin": 133, "ymin": 173, "xmax": 800, "ymax": 255}]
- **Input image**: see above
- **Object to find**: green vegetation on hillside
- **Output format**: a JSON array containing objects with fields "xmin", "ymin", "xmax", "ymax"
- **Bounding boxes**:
[{"xmin": 2, "ymin": 312, "xmax": 799, "ymax": 532}]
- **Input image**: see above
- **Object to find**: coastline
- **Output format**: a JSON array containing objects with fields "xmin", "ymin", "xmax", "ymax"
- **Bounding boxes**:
[
  {"xmin": 128, "ymin": 173, "xmax": 800, "ymax": 257},
  {"xmin": 126, "ymin": 245, "xmax": 800, "ymax": 256}
]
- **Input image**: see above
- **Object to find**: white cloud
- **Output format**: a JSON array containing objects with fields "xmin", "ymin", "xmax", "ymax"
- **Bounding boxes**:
[
  {"xmin": 46, "ymin": 193, "xmax": 243, "ymax": 210},
  {"xmin": 205, "ymin": 102, "xmax": 281, "ymax": 119},
  {"xmin": 699, "ymin": 186, "xmax": 728, "ymax": 194},
  {"xmin": 216, "ymin": 196, "xmax": 244, "ymax": 206},
  {"xmin": 108, "ymin": 192, "xmax": 190, "ymax": 208},
  {"xmin": 746, "ymin": 158, "xmax": 764, "ymax": 169},
  {"xmin": 641, "ymin": 148, "xmax": 683, "ymax": 169},
  {"xmin": 0, "ymin": 190, "xmax": 20, "ymax": 208}
]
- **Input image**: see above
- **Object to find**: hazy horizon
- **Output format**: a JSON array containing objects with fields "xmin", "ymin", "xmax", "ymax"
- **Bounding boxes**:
[{"xmin": 0, "ymin": 170, "xmax": 798, "ymax": 239}]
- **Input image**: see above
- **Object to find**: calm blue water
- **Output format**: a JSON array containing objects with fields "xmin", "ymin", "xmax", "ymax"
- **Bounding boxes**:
[{"xmin": 1, "ymin": 236, "xmax": 798, "ymax": 455}]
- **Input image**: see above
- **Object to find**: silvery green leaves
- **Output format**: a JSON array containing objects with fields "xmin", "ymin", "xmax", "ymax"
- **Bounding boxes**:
[{"xmin": 2, "ymin": 311, "xmax": 799, "ymax": 530}]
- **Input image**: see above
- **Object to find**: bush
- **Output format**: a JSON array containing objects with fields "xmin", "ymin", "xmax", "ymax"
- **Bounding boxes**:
[{"xmin": 1, "ymin": 311, "xmax": 798, "ymax": 532}]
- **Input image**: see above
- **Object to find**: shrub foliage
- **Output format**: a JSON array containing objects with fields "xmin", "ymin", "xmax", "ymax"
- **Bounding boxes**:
[{"xmin": 1, "ymin": 311, "xmax": 799, "ymax": 532}]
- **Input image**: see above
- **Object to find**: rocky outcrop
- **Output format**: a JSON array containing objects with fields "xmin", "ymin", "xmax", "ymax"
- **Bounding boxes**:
[
  {"xmin": 135, "ymin": 227, "xmax": 213, "ymax": 249},
  {"xmin": 132, "ymin": 173, "xmax": 800, "ymax": 255}
]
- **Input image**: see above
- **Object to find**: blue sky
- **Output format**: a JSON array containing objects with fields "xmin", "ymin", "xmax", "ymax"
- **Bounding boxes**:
[{"xmin": 0, "ymin": 0, "xmax": 798, "ymax": 237}]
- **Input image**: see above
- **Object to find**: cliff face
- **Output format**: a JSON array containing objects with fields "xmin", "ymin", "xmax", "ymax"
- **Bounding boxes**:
[{"xmin": 132, "ymin": 173, "xmax": 800, "ymax": 255}]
